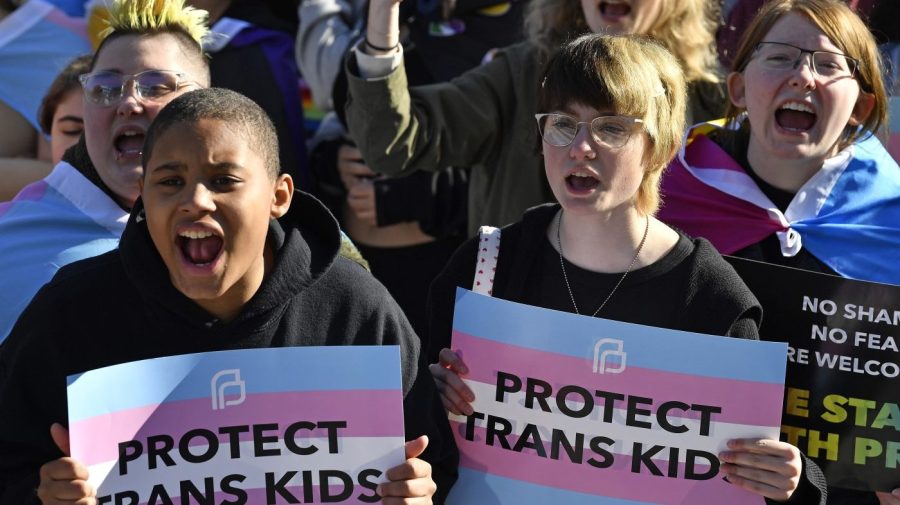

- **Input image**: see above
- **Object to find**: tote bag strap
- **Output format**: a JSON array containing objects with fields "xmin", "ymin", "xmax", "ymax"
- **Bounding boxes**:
[{"xmin": 472, "ymin": 225, "xmax": 501, "ymax": 296}]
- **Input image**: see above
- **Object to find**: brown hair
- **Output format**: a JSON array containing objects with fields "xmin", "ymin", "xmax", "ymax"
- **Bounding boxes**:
[
  {"xmin": 725, "ymin": 0, "xmax": 888, "ymax": 149},
  {"xmin": 38, "ymin": 54, "xmax": 92, "ymax": 135},
  {"xmin": 538, "ymin": 34, "xmax": 687, "ymax": 215},
  {"xmin": 524, "ymin": 0, "xmax": 720, "ymax": 84}
]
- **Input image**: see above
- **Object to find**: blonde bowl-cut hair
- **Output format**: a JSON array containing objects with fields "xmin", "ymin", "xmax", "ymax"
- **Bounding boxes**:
[
  {"xmin": 726, "ymin": 0, "xmax": 888, "ymax": 150},
  {"xmin": 524, "ymin": 0, "xmax": 719, "ymax": 84},
  {"xmin": 538, "ymin": 34, "xmax": 687, "ymax": 216}
]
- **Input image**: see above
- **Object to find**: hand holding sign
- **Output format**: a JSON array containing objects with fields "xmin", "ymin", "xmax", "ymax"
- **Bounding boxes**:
[
  {"xmin": 720, "ymin": 438, "xmax": 802, "ymax": 502},
  {"xmin": 378, "ymin": 436, "xmax": 437, "ymax": 504},
  {"xmin": 429, "ymin": 348, "xmax": 475, "ymax": 416},
  {"xmin": 37, "ymin": 423, "xmax": 96, "ymax": 505},
  {"xmin": 877, "ymin": 489, "xmax": 900, "ymax": 505}
]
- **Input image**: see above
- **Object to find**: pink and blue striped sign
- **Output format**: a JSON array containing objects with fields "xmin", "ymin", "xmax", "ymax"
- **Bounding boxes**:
[
  {"xmin": 447, "ymin": 288, "xmax": 788, "ymax": 505},
  {"xmin": 67, "ymin": 346, "xmax": 406, "ymax": 504}
]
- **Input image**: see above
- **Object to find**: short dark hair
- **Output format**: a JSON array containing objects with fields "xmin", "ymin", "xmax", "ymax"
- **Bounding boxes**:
[
  {"xmin": 38, "ymin": 54, "xmax": 92, "ymax": 135},
  {"xmin": 143, "ymin": 88, "xmax": 281, "ymax": 179}
]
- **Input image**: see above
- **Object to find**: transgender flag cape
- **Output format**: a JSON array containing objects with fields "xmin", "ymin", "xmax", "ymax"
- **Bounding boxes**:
[
  {"xmin": 0, "ymin": 0, "xmax": 90, "ymax": 131},
  {"xmin": 659, "ymin": 123, "xmax": 900, "ymax": 286}
]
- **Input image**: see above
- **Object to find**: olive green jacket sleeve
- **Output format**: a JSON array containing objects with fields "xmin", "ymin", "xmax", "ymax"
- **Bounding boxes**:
[{"xmin": 344, "ymin": 42, "xmax": 553, "ymax": 231}]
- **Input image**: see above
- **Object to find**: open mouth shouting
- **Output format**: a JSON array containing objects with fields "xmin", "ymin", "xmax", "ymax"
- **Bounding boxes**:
[
  {"xmin": 566, "ymin": 170, "xmax": 602, "ymax": 194},
  {"xmin": 775, "ymin": 101, "xmax": 817, "ymax": 133},
  {"xmin": 599, "ymin": 0, "xmax": 632, "ymax": 19},
  {"xmin": 114, "ymin": 126, "xmax": 146, "ymax": 162},
  {"xmin": 177, "ymin": 228, "xmax": 224, "ymax": 271}
]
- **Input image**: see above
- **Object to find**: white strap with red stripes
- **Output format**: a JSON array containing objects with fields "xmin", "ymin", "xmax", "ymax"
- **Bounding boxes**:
[{"xmin": 472, "ymin": 226, "xmax": 500, "ymax": 296}]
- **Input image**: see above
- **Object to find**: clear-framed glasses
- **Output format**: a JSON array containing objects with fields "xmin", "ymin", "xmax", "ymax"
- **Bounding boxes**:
[
  {"xmin": 78, "ymin": 69, "xmax": 197, "ymax": 106},
  {"xmin": 535, "ymin": 113, "xmax": 643, "ymax": 149},
  {"xmin": 751, "ymin": 42, "xmax": 859, "ymax": 79}
]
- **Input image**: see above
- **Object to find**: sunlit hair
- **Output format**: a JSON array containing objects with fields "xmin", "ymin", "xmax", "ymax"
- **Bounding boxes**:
[
  {"xmin": 97, "ymin": 0, "xmax": 208, "ymax": 45},
  {"xmin": 726, "ymin": 0, "xmax": 888, "ymax": 149},
  {"xmin": 524, "ymin": 0, "xmax": 719, "ymax": 84},
  {"xmin": 538, "ymin": 34, "xmax": 687, "ymax": 216},
  {"xmin": 89, "ymin": 0, "xmax": 211, "ymax": 86},
  {"xmin": 143, "ymin": 88, "xmax": 281, "ymax": 179},
  {"xmin": 38, "ymin": 54, "xmax": 91, "ymax": 135}
]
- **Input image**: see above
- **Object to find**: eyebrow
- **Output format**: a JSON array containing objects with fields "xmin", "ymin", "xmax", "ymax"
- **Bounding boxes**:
[
  {"xmin": 150, "ymin": 161, "xmax": 247, "ymax": 173},
  {"xmin": 150, "ymin": 161, "xmax": 185, "ymax": 174},
  {"xmin": 55, "ymin": 116, "xmax": 83, "ymax": 123},
  {"xmin": 209, "ymin": 162, "xmax": 245, "ymax": 172}
]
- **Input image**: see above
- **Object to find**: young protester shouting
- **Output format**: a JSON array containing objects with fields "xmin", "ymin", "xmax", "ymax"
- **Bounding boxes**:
[
  {"xmin": 659, "ymin": 0, "xmax": 899, "ymax": 287},
  {"xmin": 0, "ymin": 88, "xmax": 456, "ymax": 504},
  {"xmin": 345, "ymin": 0, "xmax": 725, "ymax": 234},
  {"xmin": 657, "ymin": 1, "xmax": 900, "ymax": 503},
  {"xmin": 0, "ymin": 0, "xmax": 210, "ymax": 341},
  {"xmin": 427, "ymin": 34, "xmax": 827, "ymax": 504}
]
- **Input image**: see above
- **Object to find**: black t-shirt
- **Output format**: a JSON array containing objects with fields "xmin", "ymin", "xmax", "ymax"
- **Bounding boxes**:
[{"xmin": 536, "ymin": 234, "xmax": 716, "ymax": 328}]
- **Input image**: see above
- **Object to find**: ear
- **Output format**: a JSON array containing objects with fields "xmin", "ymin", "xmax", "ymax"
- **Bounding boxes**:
[
  {"xmin": 726, "ymin": 71, "xmax": 747, "ymax": 109},
  {"xmin": 848, "ymin": 91, "xmax": 875, "ymax": 127},
  {"xmin": 270, "ymin": 174, "xmax": 293, "ymax": 219}
]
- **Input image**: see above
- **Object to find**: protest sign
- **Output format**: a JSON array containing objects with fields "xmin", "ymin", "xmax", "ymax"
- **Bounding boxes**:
[
  {"xmin": 727, "ymin": 257, "xmax": 899, "ymax": 492},
  {"xmin": 67, "ymin": 346, "xmax": 406, "ymax": 504},
  {"xmin": 446, "ymin": 288, "xmax": 787, "ymax": 505}
]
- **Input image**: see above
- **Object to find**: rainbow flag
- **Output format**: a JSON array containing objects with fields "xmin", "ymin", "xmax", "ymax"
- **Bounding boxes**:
[
  {"xmin": 68, "ymin": 346, "xmax": 405, "ymax": 504},
  {"xmin": 447, "ymin": 288, "xmax": 787, "ymax": 505}
]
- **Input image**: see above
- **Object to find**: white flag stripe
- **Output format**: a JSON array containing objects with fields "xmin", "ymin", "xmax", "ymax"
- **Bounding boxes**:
[
  {"xmin": 87, "ymin": 436, "xmax": 406, "ymax": 496},
  {"xmin": 450, "ymin": 379, "xmax": 779, "ymax": 462}
]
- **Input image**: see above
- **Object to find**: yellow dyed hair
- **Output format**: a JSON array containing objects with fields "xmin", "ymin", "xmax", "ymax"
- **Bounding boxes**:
[
  {"xmin": 86, "ymin": 0, "xmax": 211, "ymax": 86},
  {"xmin": 95, "ymin": 0, "xmax": 209, "ymax": 47}
]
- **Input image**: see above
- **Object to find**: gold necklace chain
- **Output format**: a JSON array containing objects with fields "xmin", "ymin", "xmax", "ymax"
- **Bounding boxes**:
[{"xmin": 556, "ymin": 210, "xmax": 650, "ymax": 317}]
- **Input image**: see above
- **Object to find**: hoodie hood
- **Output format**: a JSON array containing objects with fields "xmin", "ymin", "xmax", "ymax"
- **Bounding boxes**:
[{"xmin": 119, "ymin": 190, "xmax": 342, "ymax": 332}]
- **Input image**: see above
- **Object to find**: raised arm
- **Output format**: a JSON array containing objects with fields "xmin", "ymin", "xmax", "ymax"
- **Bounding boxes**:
[{"xmin": 344, "ymin": 3, "xmax": 525, "ymax": 179}]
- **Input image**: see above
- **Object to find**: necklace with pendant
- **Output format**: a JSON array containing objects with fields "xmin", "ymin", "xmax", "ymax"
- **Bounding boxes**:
[{"xmin": 556, "ymin": 210, "xmax": 650, "ymax": 317}]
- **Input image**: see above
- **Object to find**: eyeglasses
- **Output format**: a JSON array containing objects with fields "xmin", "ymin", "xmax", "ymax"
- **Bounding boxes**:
[
  {"xmin": 79, "ymin": 70, "xmax": 197, "ymax": 106},
  {"xmin": 751, "ymin": 42, "xmax": 859, "ymax": 79},
  {"xmin": 535, "ymin": 113, "xmax": 643, "ymax": 149}
]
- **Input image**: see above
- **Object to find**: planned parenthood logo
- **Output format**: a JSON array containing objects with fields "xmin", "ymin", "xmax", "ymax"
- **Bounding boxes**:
[
  {"xmin": 592, "ymin": 338, "xmax": 626, "ymax": 374},
  {"xmin": 210, "ymin": 369, "xmax": 246, "ymax": 410}
]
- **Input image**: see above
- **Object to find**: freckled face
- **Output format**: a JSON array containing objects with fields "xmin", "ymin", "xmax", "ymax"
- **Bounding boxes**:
[
  {"xmin": 542, "ymin": 102, "xmax": 649, "ymax": 217},
  {"xmin": 581, "ymin": 0, "xmax": 665, "ymax": 35},
  {"xmin": 49, "ymin": 91, "xmax": 83, "ymax": 164},
  {"xmin": 728, "ymin": 13, "xmax": 872, "ymax": 163},
  {"xmin": 141, "ymin": 119, "xmax": 292, "ymax": 320}
]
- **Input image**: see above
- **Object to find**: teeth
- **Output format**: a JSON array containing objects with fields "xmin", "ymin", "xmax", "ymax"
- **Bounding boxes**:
[
  {"xmin": 780, "ymin": 102, "xmax": 814, "ymax": 113},
  {"xmin": 571, "ymin": 172, "xmax": 594, "ymax": 178},
  {"xmin": 179, "ymin": 230, "xmax": 214, "ymax": 239}
]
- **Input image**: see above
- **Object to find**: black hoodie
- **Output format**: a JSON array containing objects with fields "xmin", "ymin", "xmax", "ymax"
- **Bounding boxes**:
[{"xmin": 0, "ymin": 191, "xmax": 457, "ymax": 504}]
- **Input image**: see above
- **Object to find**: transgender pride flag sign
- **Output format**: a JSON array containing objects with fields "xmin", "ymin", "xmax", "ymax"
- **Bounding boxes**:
[
  {"xmin": 447, "ymin": 288, "xmax": 787, "ymax": 505},
  {"xmin": 67, "ymin": 346, "xmax": 405, "ymax": 504}
]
